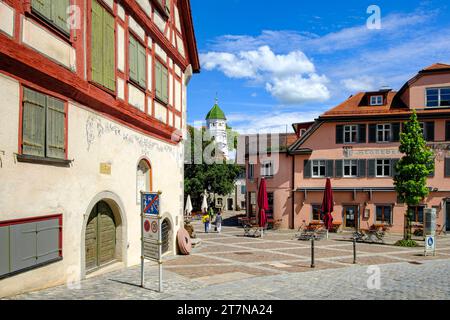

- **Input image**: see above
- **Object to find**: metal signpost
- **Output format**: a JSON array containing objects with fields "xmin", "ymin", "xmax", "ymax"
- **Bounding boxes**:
[{"xmin": 140, "ymin": 191, "xmax": 163, "ymax": 292}]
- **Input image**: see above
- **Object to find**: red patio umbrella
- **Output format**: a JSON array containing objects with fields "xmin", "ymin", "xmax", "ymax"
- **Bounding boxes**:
[
  {"xmin": 257, "ymin": 178, "xmax": 269, "ymax": 229},
  {"xmin": 321, "ymin": 178, "xmax": 334, "ymax": 232}
]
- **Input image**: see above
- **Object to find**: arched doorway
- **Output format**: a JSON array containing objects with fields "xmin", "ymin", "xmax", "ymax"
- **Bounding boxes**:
[
  {"xmin": 85, "ymin": 201, "xmax": 117, "ymax": 271},
  {"xmin": 161, "ymin": 218, "xmax": 172, "ymax": 255}
]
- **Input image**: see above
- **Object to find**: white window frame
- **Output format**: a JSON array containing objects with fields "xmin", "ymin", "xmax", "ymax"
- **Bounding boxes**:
[
  {"xmin": 261, "ymin": 161, "xmax": 274, "ymax": 178},
  {"xmin": 376, "ymin": 123, "xmax": 391, "ymax": 142},
  {"xmin": 376, "ymin": 159, "xmax": 391, "ymax": 177},
  {"xmin": 426, "ymin": 87, "xmax": 450, "ymax": 108},
  {"xmin": 343, "ymin": 125, "xmax": 358, "ymax": 144},
  {"xmin": 370, "ymin": 95, "xmax": 383, "ymax": 106},
  {"xmin": 312, "ymin": 160, "xmax": 326, "ymax": 178},
  {"xmin": 343, "ymin": 159, "xmax": 358, "ymax": 177}
]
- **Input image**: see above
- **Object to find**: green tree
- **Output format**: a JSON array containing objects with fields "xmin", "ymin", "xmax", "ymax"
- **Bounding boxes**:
[
  {"xmin": 394, "ymin": 110, "xmax": 435, "ymax": 241},
  {"xmin": 184, "ymin": 126, "xmax": 243, "ymax": 211}
]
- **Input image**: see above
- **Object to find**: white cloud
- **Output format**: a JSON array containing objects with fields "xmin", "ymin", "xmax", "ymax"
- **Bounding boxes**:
[
  {"xmin": 341, "ymin": 76, "xmax": 376, "ymax": 92},
  {"xmin": 200, "ymin": 46, "xmax": 329, "ymax": 104},
  {"xmin": 266, "ymin": 74, "xmax": 330, "ymax": 104},
  {"xmin": 226, "ymin": 110, "xmax": 321, "ymax": 134}
]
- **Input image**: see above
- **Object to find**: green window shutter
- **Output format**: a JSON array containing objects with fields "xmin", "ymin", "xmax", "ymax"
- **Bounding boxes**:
[
  {"xmin": 391, "ymin": 159, "xmax": 399, "ymax": 178},
  {"xmin": 22, "ymin": 88, "xmax": 46, "ymax": 157},
  {"xmin": 358, "ymin": 124, "xmax": 366, "ymax": 143},
  {"xmin": 303, "ymin": 160, "xmax": 311, "ymax": 178},
  {"xmin": 392, "ymin": 123, "xmax": 401, "ymax": 142},
  {"xmin": 51, "ymin": 0, "xmax": 70, "ymax": 35},
  {"xmin": 358, "ymin": 159, "xmax": 366, "ymax": 177},
  {"xmin": 91, "ymin": 0, "xmax": 104, "ymax": 86},
  {"xmin": 103, "ymin": 10, "xmax": 115, "ymax": 91},
  {"xmin": 32, "ymin": 0, "xmax": 52, "ymax": 21},
  {"xmin": 326, "ymin": 160, "xmax": 334, "ymax": 178},
  {"xmin": 445, "ymin": 158, "xmax": 450, "ymax": 177},
  {"xmin": 46, "ymin": 96, "xmax": 66, "ymax": 159},
  {"xmin": 335, "ymin": 160, "xmax": 343, "ymax": 178},
  {"xmin": 335, "ymin": 125, "xmax": 343, "ymax": 144},
  {"xmin": 368, "ymin": 124, "xmax": 377, "ymax": 143},
  {"xmin": 155, "ymin": 61, "xmax": 162, "ymax": 99},
  {"xmin": 137, "ymin": 43, "xmax": 147, "ymax": 89},
  {"xmin": 368, "ymin": 159, "xmax": 376, "ymax": 177},
  {"xmin": 161, "ymin": 64, "xmax": 168, "ymax": 103},
  {"xmin": 129, "ymin": 36, "xmax": 138, "ymax": 83}
]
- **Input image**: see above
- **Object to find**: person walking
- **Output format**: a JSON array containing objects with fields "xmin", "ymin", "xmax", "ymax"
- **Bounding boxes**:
[
  {"xmin": 215, "ymin": 210, "xmax": 223, "ymax": 233},
  {"xmin": 202, "ymin": 213, "xmax": 210, "ymax": 233}
]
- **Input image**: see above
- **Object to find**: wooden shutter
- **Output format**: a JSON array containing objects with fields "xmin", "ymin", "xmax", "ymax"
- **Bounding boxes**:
[
  {"xmin": 46, "ymin": 96, "xmax": 66, "ymax": 159},
  {"xmin": 129, "ymin": 35, "xmax": 138, "ymax": 83},
  {"xmin": 358, "ymin": 159, "xmax": 366, "ymax": 177},
  {"xmin": 155, "ymin": 61, "xmax": 162, "ymax": 99},
  {"xmin": 36, "ymin": 219, "xmax": 60, "ymax": 264},
  {"xmin": 32, "ymin": 0, "xmax": 52, "ymax": 21},
  {"xmin": 91, "ymin": 1, "xmax": 104, "ymax": 86},
  {"xmin": 303, "ymin": 160, "xmax": 311, "ymax": 178},
  {"xmin": 392, "ymin": 123, "xmax": 401, "ymax": 142},
  {"xmin": 137, "ymin": 42, "xmax": 147, "ymax": 88},
  {"xmin": 52, "ymin": 0, "xmax": 70, "ymax": 35},
  {"xmin": 368, "ymin": 159, "xmax": 376, "ymax": 177},
  {"xmin": 335, "ymin": 125, "xmax": 343, "ymax": 144},
  {"xmin": 161, "ymin": 64, "xmax": 168, "ymax": 103},
  {"xmin": 326, "ymin": 160, "xmax": 334, "ymax": 178},
  {"xmin": 10, "ymin": 222, "xmax": 37, "ymax": 272},
  {"xmin": 446, "ymin": 121, "xmax": 450, "ymax": 141},
  {"xmin": 445, "ymin": 158, "xmax": 450, "ymax": 177},
  {"xmin": 0, "ymin": 226, "xmax": 9, "ymax": 277},
  {"xmin": 425, "ymin": 122, "xmax": 435, "ymax": 142},
  {"xmin": 391, "ymin": 159, "xmax": 399, "ymax": 177},
  {"xmin": 103, "ymin": 10, "xmax": 115, "ymax": 91},
  {"xmin": 335, "ymin": 160, "xmax": 343, "ymax": 178},
  {"xmin": 358, "ymin": 124, "xmax": 366, "ymax": 143},
  {"xmin": 22, "ymin": 88, "xmax": 46, "ymax": 157},
  {"xmin": 368, "ymin": 124, "xmax": 377, "ymax": 143}
]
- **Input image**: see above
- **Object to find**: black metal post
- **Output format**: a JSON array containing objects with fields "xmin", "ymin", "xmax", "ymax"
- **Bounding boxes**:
[
  {"xmin": 311, "ymin": 237, "xmax": 315, "ymax": 268},
  {"xmin": 353, "ymin": 237, "xmax": 357, "ymax": 264}
]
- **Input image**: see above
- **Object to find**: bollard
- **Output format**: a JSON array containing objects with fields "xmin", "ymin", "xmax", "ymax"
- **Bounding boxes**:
[
  {"xmin": 353, "ymin": 237, "xmax": 357, "ymax": 264},
  {"xmin": 311, "ymin": 237, "xmax": 315, "ymax": 268}
]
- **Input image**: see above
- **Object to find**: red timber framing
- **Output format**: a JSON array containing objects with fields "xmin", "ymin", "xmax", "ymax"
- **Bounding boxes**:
[{"xmin": 0, "ymin": 0, "xmax": 200, "ymax": 145}]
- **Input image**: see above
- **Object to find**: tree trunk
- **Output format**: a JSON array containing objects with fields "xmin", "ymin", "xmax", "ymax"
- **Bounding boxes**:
[{"xmin": 404, "ymin": 206, "xmax": 412, "ymax": 240}]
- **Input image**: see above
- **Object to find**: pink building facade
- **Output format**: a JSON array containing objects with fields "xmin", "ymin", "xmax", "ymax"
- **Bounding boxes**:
[{"xmin": 246, "ymin": 64, "xmax": 450, "ymax": 234}]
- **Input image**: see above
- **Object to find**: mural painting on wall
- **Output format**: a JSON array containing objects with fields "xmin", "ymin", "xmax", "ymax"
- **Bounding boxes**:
[{"xmin": 85, "ymin": 115, "xmax": 183, "ymax": 162}]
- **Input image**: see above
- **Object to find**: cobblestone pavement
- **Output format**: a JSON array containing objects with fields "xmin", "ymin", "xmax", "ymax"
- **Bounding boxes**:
[{"xmin": 8, "ymin": 217, "xmax": 450, "ymax": 300}]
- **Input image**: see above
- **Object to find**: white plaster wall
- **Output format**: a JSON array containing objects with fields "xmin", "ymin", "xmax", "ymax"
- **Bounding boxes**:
[
  {"xmin": 117, "ymin": 77, "xmax": 125, "ymax": 100},
  {"xmin": 155, "ymin": 101, "xmax": 167, "ymax": 123},
  {"xmin": 128, "ymin": 83, "xmax": 145, "ymax": 111},
  {"xmin": 0, "ymin": 1, "xmax": 14, "ymax": 37},
  {"xmin": 117, "ymin": 24, "xmax": 125, "ymax": 72},
  {"xmin": 129, "ymin": 16, "xmax": 145, "ymax": 41},
  {"xmin": 155, "ymin": 43, "xmax": 167, "ymax": 61},
  {"xmin": 174, "ymin": 79, "xmax": 181, "ymax": 111},
  {"xmin": 22, "ymin": 17, "xmax": 76, "ymax": 71},
  {"xmin": 0, "ymin": 73, "xmax": 184, "ymax": 297}
]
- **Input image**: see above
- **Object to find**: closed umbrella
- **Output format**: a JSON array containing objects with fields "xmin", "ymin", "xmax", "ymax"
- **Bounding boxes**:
[
  {"xmin": 201, "ymin": 191, "xmax": 208, "ymax": 213},
  {"xmin": 257, "ymin": 178, "xmax": 269, "ymax": 237},
  {"xmin": 321, "ymin": 178, "xmax": 334, "ymax": 238},
  {"xmin": 185, "ymin": 195, "xmax": 193, "ymax": 218}
]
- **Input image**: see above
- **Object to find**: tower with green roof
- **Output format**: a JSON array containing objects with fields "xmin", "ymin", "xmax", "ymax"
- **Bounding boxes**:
[{"xmin": 206, "ymin": 99, "xmax": 228, "ymax": 158}]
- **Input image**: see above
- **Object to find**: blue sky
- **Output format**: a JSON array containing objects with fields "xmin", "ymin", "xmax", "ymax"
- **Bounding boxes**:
[{"xmin": 187, "ymin": 0, "xmax": 450, "ymax": 133}]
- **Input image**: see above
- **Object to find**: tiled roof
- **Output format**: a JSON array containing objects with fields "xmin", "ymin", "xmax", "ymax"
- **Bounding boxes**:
[
  {"xmin": 422, "ymin": 63, "xmax": 450, "ymax": 71},
  {"xmin": 321, "ymin": 91, "xmax": 409, "ymax": 117}
]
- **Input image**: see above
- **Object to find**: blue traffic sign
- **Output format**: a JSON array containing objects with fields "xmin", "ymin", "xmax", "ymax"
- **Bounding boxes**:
[{"xmin": 141, "ymin": 193, "xmax": 160, "ymax": 215}]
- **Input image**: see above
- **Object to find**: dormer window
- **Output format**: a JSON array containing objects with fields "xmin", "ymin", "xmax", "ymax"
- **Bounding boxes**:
[
  {"xmin": 370, "ymin": 95, "xmax": 383, "ymax": 106},
  {"xmin": 426, "ymin": 87, "xmax": 450, "ymax": 107}
]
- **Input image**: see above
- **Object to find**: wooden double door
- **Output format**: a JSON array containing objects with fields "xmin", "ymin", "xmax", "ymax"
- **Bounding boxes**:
[{"xmin": 85, "ymin": 201, "xmax": 116, "ymax": 271}]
